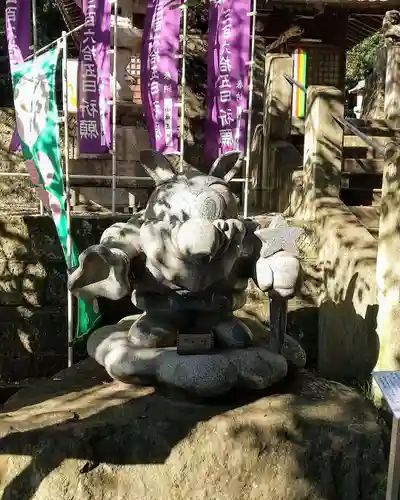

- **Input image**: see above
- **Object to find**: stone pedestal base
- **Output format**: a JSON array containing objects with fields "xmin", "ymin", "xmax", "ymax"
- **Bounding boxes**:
[{"xmin": 87, "ymin": 318, "xmax": 306, "ymax": 397}]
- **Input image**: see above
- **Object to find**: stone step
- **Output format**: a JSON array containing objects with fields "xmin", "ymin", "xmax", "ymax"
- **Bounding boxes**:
[
  {"xmin": 343, "ymin": 158, "xmax": 384, "ymax": 174},
  {"xmin": 71, "ymin": 186, "xmax": 151, "ymax": 211},
  {"xmin": 292, "ymin": 119, "xmax": 397, "ymax": 141},
  {"xmin": 341, "ymin": 173, "xmax": 382, "ymax": 190},
  {"xmin": 343, "ymin": 134, "xmax": 393, "ymax": 149},
  {"xmin": 0, "ymin": 162, "xmax": 152, "ymax": 213},
  {"xmin": 68, "ymin": 157, "xmax": 153, "ymax": 209},
  {"xmin": 344, "ymin": 118, "xmax": 399, "ymax": 136},
  {"xmin": 70, "ymin": 125, "xmax": 150, "ymax": 162},
  {"xmin": 341, "ymin": 187, "xmax": 382, "ymax": 207},
  {"xmin": 348, "ymin": 206, "xmax": 380, "ymax": 238},
  {"xmin": 68, "ymin": 158, "xmax": 151, "ymax": 185}
]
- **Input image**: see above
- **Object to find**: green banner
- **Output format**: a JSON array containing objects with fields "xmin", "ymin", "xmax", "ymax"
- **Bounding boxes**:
[{"xmin": 11, "ymin": 43, "xmax": 102, "ymax": 338}]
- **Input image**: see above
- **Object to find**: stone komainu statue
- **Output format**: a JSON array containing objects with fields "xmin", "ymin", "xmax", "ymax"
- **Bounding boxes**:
[
  {"xmin": 383, "ymin": 10, "xmax": 400, "ymax": 46},
  {"xmin": 68, "ymin": 150, "xmax": 305, "ymax": 395}
]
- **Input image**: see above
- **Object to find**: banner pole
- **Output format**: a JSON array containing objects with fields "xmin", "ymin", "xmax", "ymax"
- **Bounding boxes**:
[
  {"xmin": 179, "ymin": 0, "xmax": 188, "ymax": 174},
  {"xmin": 111, "ymin": 0, "xmax": 118, "ymax": 214},
  {"xmin": 243, "ymin": 1, "xmax": 257, "ymax": 219},
  {"xmin": 31, "ymin": 0, "xmax": 38, "ymax": 58},
  {"xmin": 24, "ymin": 23, "xmax": 86, "ymax": 63},
  {"xmin": 31, "ymin": 0, "xmax": 45, "ymax": 216},
  {"xmin": 62, "ymin": 31, "xmax": 74, "ymax": 367}
]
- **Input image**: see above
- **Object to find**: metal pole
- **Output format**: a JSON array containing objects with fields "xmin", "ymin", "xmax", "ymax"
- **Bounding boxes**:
[
  {"xmin": 268, "ymin": 293, "xmax": 288, "ymax": 354},
  {"xmin": 243, "ymin": 2, "xmax": 257, "ymax": 218},
  {"xmin": 0, "ymin": 172, "xmax": 153, "ymax": 180},
  {"xmin": 0, "ymin": 171, "xmax": 250, "ymax": 183},
  {"xmin": 111, "ymin": 0, "xmax": 118, "ymax": 214},
  {"xmin": 32, "ymin": 0, "xmax": 38, "ymax": 54},
  {"xmin": 179, "ymin": 0, "xmax": 188, "ymax": 174},
  {"xmin": 334, "ymin": 115, "xmax": 386, "ymax": 157},
  {"xmin": 284, "ymin": 74, "xmax": 306, "ymax": 93},
  {"xmin": 284, "ymin": 74, "xmax": 386, "ymax": 157},
  {"xmin": 24, "ymin": 23, "xmax": 87, "ymax": 62},
  {"xmin": 31, "ymin": 0, "xmax": 44, "ymax": 216},
  {"xmin": 62, "ymin": 31, "xmax": 74, "ymax": 368}
]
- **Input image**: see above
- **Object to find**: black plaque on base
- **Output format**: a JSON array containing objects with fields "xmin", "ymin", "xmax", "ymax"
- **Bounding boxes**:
[{"xmin": 177, "ymin": 332, "xmax": 214, "ymax": 355}]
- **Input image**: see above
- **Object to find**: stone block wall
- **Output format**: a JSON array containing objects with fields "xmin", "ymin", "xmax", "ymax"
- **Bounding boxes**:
[
  {"xmin": 0, "ymin": 215, "xmax": 130, "ymax": 383},
  {"xmin": 0, "ymin": 108, "xmax": 39, "ymax": 213}
]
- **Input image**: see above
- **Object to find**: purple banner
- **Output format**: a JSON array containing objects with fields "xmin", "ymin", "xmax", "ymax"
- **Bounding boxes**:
[
  {"xmin": 77, "ymin": 0, "xmax": 111, "ymax": 154},
  {"xmin": 141, "ymin": 0, "xmax": 181, "ymax": 154},
  {"xmin": 5, "ymin": 0, "xmax": 32, "ymax": 153},
  {"xmin": 205, "ymin": 0, "xmax": 251, "ymax": 162}
]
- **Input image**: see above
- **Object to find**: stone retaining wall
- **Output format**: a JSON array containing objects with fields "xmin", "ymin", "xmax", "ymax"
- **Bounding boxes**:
[
  {"xmin": 292, "ymin": 194, "xmax": 379, "ymax": 381},
  {"xmin": 0, "ymin": 108, "xmax": 39, "ymax": 213},
  {"xmin": 0, "ymin": 215, "xmax": 131, "ymax": 383}
]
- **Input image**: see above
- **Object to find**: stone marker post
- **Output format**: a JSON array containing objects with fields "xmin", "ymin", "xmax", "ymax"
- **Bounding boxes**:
[
  {"xmin": 383, "ymin": 10, "xmax": 400, "ymax": 130},
  {"xmin": 300, "ymin": 86, "xmax": 349, "ymax": 378},
  {"xmin": 376, "ymin": 146, "xmax": 400, "ymax": 378},
  {"xmin": 261, "ymin": 54, "xmax": 293, "ymax": 210},
  {"xmin": 248, "ymin": 37, "xmax": 267, "ymax": 208},
  {"xmin": 300, "ymin": 86, "xmax": 344, "ymax": 221},
  {"xmin": 375, "ymin": 11, "xmax": 400, "ymax": 387}
]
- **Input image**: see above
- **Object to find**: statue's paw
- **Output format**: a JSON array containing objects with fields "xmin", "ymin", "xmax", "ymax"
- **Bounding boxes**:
[
  {"xmin": 68, "ymin": 245, "xmax": 130, "ymax": 301},
  {"xmin": 255, "ymin": 250, "xmax": 300, "ymax": 298},
  {"xmin": 213, "ymin": 218, "xmax": 245, "ymax": 243},
  {"xmin": 128, "ymin": 314, "xmax": 177, "ymax": 348},
  {"xmin": 86, "ymin": 318, "xmax": 175, "ymax": 383},
  {"xmin": 213, "ymin": 316, "xmax": 252, "ymax": 348},
  {"xmin": 87, "ymin": 319, "xmax": 136, "ymax": 366}
]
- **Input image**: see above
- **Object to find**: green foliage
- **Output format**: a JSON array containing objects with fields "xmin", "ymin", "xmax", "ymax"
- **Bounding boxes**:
[
  {"xmin": 346, "ymin": 32, "xmax": 384, "ymax": 85},
  {"xmin": 34, "ymin": 0, "xmax": 65, "ymax": 47}
]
